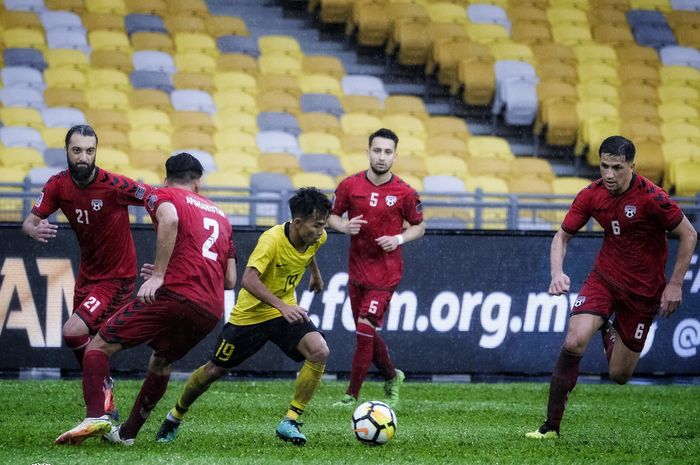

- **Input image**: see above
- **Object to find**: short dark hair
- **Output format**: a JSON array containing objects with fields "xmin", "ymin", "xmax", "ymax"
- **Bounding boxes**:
[
  {"xmin": 65, "ymin": 125, "xmax": 98, "ymax": 148},
  {"xmin": 368, "ymin": 128, "xmax": 399, "ymax": 149},
  {"xmin": 288, "ymin": 187, "xmax": 332, "ymax": 220},
  {"xmin": 165, "ymin": 152, "xmax": 204, "ymax": 182},
  {"xmin": 599, "ymin": 135, "xmax": 635, "ymax": 162}
]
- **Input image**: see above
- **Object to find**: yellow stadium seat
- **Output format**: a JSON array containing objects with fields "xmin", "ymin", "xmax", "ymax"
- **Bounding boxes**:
[
  {"xmin": 383, "ymin": 95, "xmax": 428, "ymax": 119},
  {"xmin": 174, "ymin": 53, "xmax": 217, "ymax": 74},
  {"xmin": 88, "ymin": 30, "xmax": 131, "ymax": 53},
  {"xmin": 577, "ymin": 82, "xmax": 619, "ymax": 105},
  {"xmin": 0, "ymin": 166, "xmax": 29, "ymax": 221},
  {"xmin": 41, "ymin": 128, "xmax": 67, "ymax": 148},
  {"xmin": 426, "ymin": 136, "xmax": 469, "ymax": 159},
  {"xmin": 46, "ymin": 0, "xmax": 86, "ymax": 13},
  {"xmin": 87, "ymin": 69, "xmax": 131, "ymax": 92},
  {"xmin": 46, "ymin": 49, "xmax": 90, "ymax": 71},
  {"xmin": 0, "ymin": 107, "xmax": 43, "ymax": 129},
  {"xmin": 574, "ymin": 43, "xmax": 618, "ymax": 66},
  {"xmin": 661, "ymin": 121, "xmax": 700, "ymax": 142},
  {"xmin": 425, "ymin": 21, "xmax": 468, "ymax": 76},
  {"xmin": 212, "ymin": 90, "xmax": 257, "ymax": 114},
  {"xmin": 124, "ymin": 0, "xmax": 167, "ymax": 14},
  {"xmin": 489, "ymin": 42, "xmax": 535, "ymax": 64},
  {"xmin": 551, "ymin": 24, "xmax": 593, "ymax": 46},
  {"xmin": 97, "ymin": 148, "xmax": 131, "ymax": 171},
  {"xmin": 425, "ymin": 155, "xmax": 468, "ymax": 178},
  {"xmin": 467, "ymin": 23, "xmax": 510, "ymax": 44},
  {"xmin": 467, "ymin": 136, "xmax": 515, "ymax": 160},
  {"xmin": 619, "ymin": 83, "xmax": 659, "ymax": 105},
  {"xmin": 426, "ymin": 2, "xmax": 468, "ymax": 24},
  {"xmin": 171, "ymin": 131, "xmax": 216, "ymax": 154},
  {"xmin": 298, "ymin": 132, "xmax": 342, "ymax": 156},
  {"xmin": 465, "ymin": 157, "xmax": 511, "ymax": 180},
  {"xmin": 658, "ymin": 85, "xmax": 700, "ymax": 105},
  {"xmin": 172, "ymin": 111, "xmax": 216, "ymax": 135},
  {"xmin": 164, "ymin": 15, "xmax": 206, "ymax": 34},
  {"xmin": 616, "ymin": 44, "xmax": 660, "ymax": 68},
  {"xmin": 85, "ymin": 0, "xmax": 127, "ymax": 14},
  {"xmin": 3, "ymin": 28, "xmax": 46, "ymax": 51},
  {"xmin": 552, "ymin": 176, "xmax": 590, "ymax": 195},
  {"xmin": 91, "ymin": 50, "xmax": 133, "ymax": 73},
  {"xmin": 213, "ymin": 110, "xmax": 258, "ymax": 134},
  {"xmin": 303, "ymin": 55, "xmax": 346, "ymax": 80},
  {"xmin": 85, "ymin": 108, "xmax": 130, "ymax": 132},
  {"xmin": 658, "ymin": 102, "xmax": 699, "ymax": 123},
  {"xmin": 620, "ymin": 118, "xmax": 663, "ymax": 144},
  {"xmin": 128, "ymin": 109, "xmax": 172, "ymax": 134},
  {"xmin": 174, "ymin": 32, "xmax": 218, "ymax": 58},
  {"xmin": 464, "ymin": 174, "xmax": 510, "ymax": 227},
  {"xmin": 214, "ymin": 131, "xmax": 258, "ymax": 155},
  {"xmin": 547, "ymin": 6, "xmax": 589, "ymax": 25},
  {"xmin": 258, "ymin": 55, "xmax": 303, "ymax": 77},
  {"xmin": 457, "ymin": 48, "xmax": 496, "ymax": 104},
  {"xmin": 119, "ymin": 167, "xmax": 162, "ymax": 185},
  {"xmin": 396, "ymin": 173, "xmax": 423, "ymax": 192},
  {"xmin": 629, "ymin": 0, "xmax": 671, "ymax": 11},
  {"xmin": 580, "ymin": 116, "xmax": 621, "ymax": 163},
  {"xmin": 341, "ymin": 134, "xmax": 369, "ymax": 157},
  {"xmin": 128, "ymin": 129, "xmax": 172, "ymax": 152},
  {"xmin": 259, "ymin": 35, "xmax": 304, "ymax": 60},
  {"xmin": 511, "ymin": 21, "xmax": 552, "ymax": 46},
  {"xmin": 577, "ymin": 62, "xmax": 619, "ymax": 86},
  {"xmin": 172, "ymin": 72, "xmax": 215, "ymax": 93},
  {"xmin": 217, "ymin": 54, "xmax": 259, "ymax": 75},
  {"xmin": 510, "ymin": 157, "xmax": 555, "ymax": 181},
  {"xmin": 0, "ymin": 147, "xmax": 45, "ymax": 170},
  {"xmin": 674, "ymin": 24, "xmax": 700, "ymax": 50},
  {"xmin": 206, "ymin": 15, "xmax": 250, "ymax": 37},
  {"xmin": 381, "ymin": 114, "xmax": 426, "ymax": 139},
  {"xmin": 257, "ymin": 74, "xmax": 301, "ymax": 98},
  {"xmin": 214, "ymin": 71, "xmax": 257, "ymax": 94},
  {"xmin": 131, "ymin": 32, "xmax": 174, "ymax": 54},
  {"xmin": 341, "ymin": 113, "xmax": 383, "ymax": 136},
  {"xmin": 43, "ymin": 68, "xmax": 84, "ymax": 90},
  {"xmin": 618, "ymin": 63, "xmax": 660, "ymax": 87},
  {"xmin": 341, "ymin": 95, "xmax": 384, "ymax": 116},
  {"xmin": 291, "ymin": 172, "xmax": 336, "ymax": 190},
  {"xmin": 347, "ymin": 0, "xmax": 391, "ymax": 47},
  {"xmin": 425, "ymin": 116, "xmax": 471, "ymax": 141},
  {"xmin": 660, "ymin": 65, "xmax": 700, "ymax": 89},
  {"xmin": 672, "ymin": 158, "xmax": 700, "ymax": 196},
  {"xmin": 299, "ymin": 74, "xmax": 343, "ymax": 98},
  {"xmin": 340, "ymin": 154, "xmax": 369, "ymax": 175},
  {"xmin": 45, "ymin": 88, "xmax": 88, "ymax": 111},
  {"xmin": 85, "ymin": 88, "xmax": 129, "ymax": 111},
  {"xmin": 392, "ymin": 154, "xmax": 428, "ymax": 178},
  {"xmin": 256, "ymin": 90, "xmax": 300, "ymax": 115},
  {"xmin": 662, "ymin": 139, "xmax": 700, "ymax": 189},
  {"xmin": 592, "ymin": 23, "xmax": 634, "ymax": 46},
  {"xmin": 212, "ymin": 150, "xmax": 259, "ymax": 174},
  {"xmin": 129, "ymin": 89, "xmax": 173, "ymax": 112},
  {"xmin": 258, "ymin": 152, "xmax": 301, "ymax": 175},
  {"xmin": 82, "ymin": 12, "xmax": 124, "ymax": 31},
  {"xmin": 298, "ymin": 112, "xmax": 341, "ymax": 136},
  {"xmin": 166, "ymin": 0, "xmax": 210, "ymax": 19},
  {"xmin": 509, "ymin": 173, "xmax": 553, "ymax": 195},
  {"xmin": 618, "ymin": 102, "xmax": 659, "ymax": 123},
  {"xmin": 101, "ymin": 130, "xmax": 132, "ymax": 154},
  {"xmin": 532, "ymin": 42, "xmax": 576, "ymax": 66},
  {"xmin": 630, "ymin": 141, "xmax": 664, "ymax": 184}
]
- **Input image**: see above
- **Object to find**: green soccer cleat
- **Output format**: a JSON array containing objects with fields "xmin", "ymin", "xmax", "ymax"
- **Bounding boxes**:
[
  {"xmin": 332, "ymin": 394, "xmax": 357, "ymax": 407},
  {"xmin": 156, "ymin": 418, "xmax": 181, "ymax": 443},
  {"xmin": 54, "ymin": 416, "xmax": 112, "ymax": 445},
  {"xmin": 275, "ymin": 418, "xmax": 307, "ymax": 446},
  {"xmin": 384, "ymin": 369, "xmax": 405, "ymax": 407},
  {"xmin": 525, "ymin": 421, "xmax": 560, "ymax": 439},
  {"xmin": 102, "ymin": 425, "xmax": 134, "ymax": 446}
]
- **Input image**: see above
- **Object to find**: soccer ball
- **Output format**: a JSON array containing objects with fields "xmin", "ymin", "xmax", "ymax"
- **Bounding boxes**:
[{"xmin": 351, "ymin": 400, "xmax": 397, "ymax": 445}]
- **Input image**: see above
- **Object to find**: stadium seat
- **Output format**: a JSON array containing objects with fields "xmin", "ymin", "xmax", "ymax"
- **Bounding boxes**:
[
  {"xmin": 341, "ymin": 75, "xmax": 388, "ymax": 101},
  {"xmin": 124, "ymin": 13, "xmax": 167, "ymax": 36},
  {"xmin": 257, "ymin": 112, "xmax": 301, "ymax": 136},
  {"xmin": 658, "ymin": 102, "xmax": 699, "ymax": 122},
  {"xmin": 341, "ymin": 95, "xmax": 383, "ymax": 116},
  {"xmin": 216, "ymin": 35, "xmax": 260, "ymax": 57},
  {"xmin": 44, "ymin": 68, "xmax": 87, "ymax": 90},
  {"xmin": 85, "ymin": 88, "xmax": 129, "ymax": 111},
  {"xmin": 300, "ymin": 93, "xmax": 344, "ymax": 117},
  {"xmin": 258, "ymin": 55, "xmax": 303, "ymax": 77},
  {"xmin": 426, "ymin": 136, "xmax": 469, "ymax": 159},
  {"xmin": 258, "ymin": 152, "xmax": 301, "ymax": 176},
  {"xmin": 0, "ymin": 107, "xmax": 43, "ymax": 129},
  {"xmin": 0, "ymin": 126, "xmax": 46, "ymax": 151},
  {"xmin": 40, "ymin": 10, "xmax": 82, "ymax": 30},
  {"xmin": 42, "ymin": 107, "xmax": 86, "ymax": 128},
  {"xmin": 303, "ymin": 55, "xmax": 346, "ymax": 81},
  {"xmin": 341, "ymin": 133, "xmax": 369, "ymax": 157},
  {"xmin": 299, "ymin": 153, "xmax": 344, "ymax": 177},
  {"xmin": 128, "ymin": 128, "xmax": 172, "ymax": 152},
  {"xmin": 381, "ymin": 114, "xmax": 426, "ymax": 139},
  {"xmin": 671, "ymin": 158, "xmax": 700, "ymax": 196},
  {"xmin": 171, "ymin": 90, "xmax": 216, "ymax": 115},
  {"xmin": 425, "ymin": 155, "xmax": 469, "ymax": 178},
  {"xmin": 132, "ymin": 51, "xmax": 176, "ymax": 74},
  {"xmin": 467, "ymin": 136, "xmax": 515, "ymax": 160},
  {"xmin": 298, "ymin": 132, "xmax": 342, "ymax": 156},
  {"xmin": 425, "ymin": 116, "xmax": 471, "ymax": 141},
  {"xmin": 299, "ymin": 74, "xmax": 343, "ymax": 98},
  {"xmin": 97, "ymin": 147, "xmax": 131, "ymax": 171},
  {"xmin": 45, "ymin": 0, "xmax": 86, "ymax": 13},
  {"xmin": 215, "ymin": 110, "xmax": 258, "ymax": 134},
  {"xmin": 174, "ymin": 32, "xmax": 218, "ymax": 58},
  {"xmin": 1, "ymin": 66, "xmax": 45, "ymax": 91},
  {"xmin": 44, "ymin": 88, "xmax": 86, "ymax": 111},
  {"xmin": 214, "ymin": 71, "xmax": 257, "ymax": 94},
  {"xmin": 206, "ymin": 15, "xmax": 249, "ymax": 37},
  {"xmin": 298, "ymin": 112, "xmax": 341, "ymax": 136},
  {"xmin": 291, "ymin": 172, "xmax": 336, "ymax": 190},
  {"xmin": 88, "ymin": 30, "xmax": 131, "ymax": 53},
  {"xmin": 510, "ymin": 157, "xmax": 555, "ymax": 181},
  {"xmin": 175, "ymin": 71, "xmax": 219, "ymax": 93},
  {"xmin": 3, "ymin": 28, "xmax": 47, "ymax": 51},
  {"xmin": 392, "ymin": 155, "xmax": 428, "ymax": 178},
  {"xmin": 660, "ymin": 45, "xmax": 700, "ymax": 69},
  {"xmin": 340, "ymin": 154, "xmax": 369, "ymax": 175},
  {"xmin": 258, "ymin": 90, "xmax": 300, "ymax": 115},
  {"xmin": 212, "ymin": 150, "xmax": 258, "ymax": 174},
  {"xmin": 130, "ymin": 70, "xmax": 173, "ymax": 93},
  {"xmin": 340, "ymin": 113, "xmax": 383, "ymax": 136},
  {"xmin": 172, "ymin": 111, "xmax": 216, "ymax": 135},
  {"xmin": 128, "ymin": 108, "xmax": 171, "ymax": 134},
  {"xmin": 0, "ymin": 146, "xmax": 45, "ymax": 170},
  {"xmin": 129, "ymin": 89, "xmax": 173, "ymax": 112},
  {"xmin": 632, "ymin": 140, "xmax": 665, "ymax": 183},
  {"xmin": 3, "ymin": 48, "xmax": 47, "ymax": 71},
  {"xmin": 131, "ymin": 31, "xmax": 174, "ymax": 54},
  {"xmin": 2, "ymin": 86, "xmax": 44, "ymax": 112},
  {"xmin": 347, "ymin": 0, "xmax": 391, "ymax": 47},
  {"xmin": 256, "ymin": 130, "xmax": 301, "ymax": 157},
  {"xmin": 466, "ymin": 157, "xmax": 511, "ymax": 180}
]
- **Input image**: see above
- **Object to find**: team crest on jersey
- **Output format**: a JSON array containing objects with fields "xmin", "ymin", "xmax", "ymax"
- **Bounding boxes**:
[
  {"xmin": 624, "ymin": 204, "xmax": 636, "ymax": 218},
  {"xmin": 34, "ymin": 192, "xmax": 44, "ymax": 207},
  {"xmin": 91, "ymin": 199, "xmax": 103, "ymax": 211},
  {"xmin": 574, "ymin": 296, "xmax": 586, "ymax": 307},
  {"xmin": 385, "ymin": 195, "xmax": 397, "ymax": 207}
]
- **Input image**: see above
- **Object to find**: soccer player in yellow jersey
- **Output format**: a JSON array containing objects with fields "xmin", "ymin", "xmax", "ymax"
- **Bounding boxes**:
[{"xmin": 156, "ymin": 187, "xmax": 331, "ymax": 446}]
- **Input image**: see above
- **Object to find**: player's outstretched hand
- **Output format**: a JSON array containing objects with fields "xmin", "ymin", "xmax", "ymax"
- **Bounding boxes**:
[
  {"xmin": 375, "ymin": 235, "xmax": 400, "ymax": 252},
  {"xmin": 346, "ymin": 215, "xmax": 367, "ymax": 235},
  {"xmin": 549, "ymin": 272, "xmax": 570, "ymax": 295},
  {"xmin": 31, "ymin": 219, "xmax": 58, "ymax": 243},
  {"xmin": 659, "ymin": 282, "xmax": 682, "ymax": 318},
  {"xmin": 309, "ymin": 273, "xmax": 324, "ymax": 293},
  {"xmin": 140, "ymin": 263, "xmax": 154, "ymax": 280},
  {"xmin": 137, "ymin": 275, "xmax": 164, "ymax": 304},
  {"xmin": 279, "ymin": 303, "xmax": 310, "ymax": 325}
]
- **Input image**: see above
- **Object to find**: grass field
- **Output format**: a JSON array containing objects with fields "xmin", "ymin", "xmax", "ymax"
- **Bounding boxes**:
[{"xmin": 2, "ymin": 378, "xmax": 699, "ymax": 465}]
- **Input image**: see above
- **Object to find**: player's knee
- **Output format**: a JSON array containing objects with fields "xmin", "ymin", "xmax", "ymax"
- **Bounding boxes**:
[
  {"xmin": 562, "ymin": 332, "xmax": 589, "ymax": 354},
  {"xmin": 204, "ymin": 362, "xmax": 228, "ymax": 381},
  {"xmin": 62, "ymin": 314, "xmax": 88, "ymax": 338},
  {"xmin": 608, "ymin": 367, "xmax": 632, "ymax": 385},
  {"xmin": 307, "ymin": 339, "xmax": 330, "ymax": 363}
]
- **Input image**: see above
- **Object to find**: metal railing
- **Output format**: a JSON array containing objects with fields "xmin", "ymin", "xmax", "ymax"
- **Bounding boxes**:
[{"xmin": 2, "ymin": 180, "xmax": 699, "ymax": 231}]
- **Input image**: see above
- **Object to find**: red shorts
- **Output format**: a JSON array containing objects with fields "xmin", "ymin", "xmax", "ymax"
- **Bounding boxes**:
[
  {"xmin": 73, "ymin": 276, "xmax": 135, "ymax": 334},
  {"xmin": 348, "ymin": 282, "xmax": 395, "ymax": 328},
  {"xmin": 99, "ymin": 292, "xmax": 220, "ymax": 363},
  {"xmin": 572, "ymin": 272, "xmax": 659, "ymax": 352}
]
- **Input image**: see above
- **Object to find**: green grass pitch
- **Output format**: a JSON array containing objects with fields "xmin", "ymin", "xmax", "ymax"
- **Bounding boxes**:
[{"xmin": 2, "ymin": 378, "xmax": 699, "ymax": 465}]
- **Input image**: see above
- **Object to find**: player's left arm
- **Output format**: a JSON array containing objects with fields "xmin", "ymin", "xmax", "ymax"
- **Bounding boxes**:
[
  {"xmin": 308, "ymin": 256, "xmax": 324, "ymax": 293},
  {"xmin": 660, "ymin": 215, "xmax": 698, "ymax": 317},
  {"xmin": 138, "ymin": 201, "xmax": 178, "ymax": 304}
]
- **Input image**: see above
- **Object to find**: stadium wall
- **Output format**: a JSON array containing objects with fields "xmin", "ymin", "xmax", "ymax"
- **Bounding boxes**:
[{"xmin": 1, "ymin": 225, "xmax": 699, "ymax": 376}]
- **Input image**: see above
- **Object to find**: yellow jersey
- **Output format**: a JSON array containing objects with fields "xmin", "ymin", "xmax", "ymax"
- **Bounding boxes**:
[{"xmin": 229, "ymin": 223, "xmax": 327, "ymax": 325}]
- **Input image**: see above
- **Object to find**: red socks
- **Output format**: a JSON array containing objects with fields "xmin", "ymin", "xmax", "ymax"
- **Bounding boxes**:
[
  {"xmin": 64, "ymin": 334, "xmax": 91, "ymax": 369},
  {"xmin": 347, "ymin": 322, "xmax": 375, "ymax": 399},
  {"xmin": 120, "ymin": 372, "xmax": 170, "ymax": 440},
  {"xmin": 83, "ymin": 350, "xmax": 110, "ymax": 418},
  {"xmin": 372, "ymin": 333, "xmax": 396, "ymax": 381},
  {"xmin": 546, "ymin": 349, "xmax": 583, "ymax": 430}
]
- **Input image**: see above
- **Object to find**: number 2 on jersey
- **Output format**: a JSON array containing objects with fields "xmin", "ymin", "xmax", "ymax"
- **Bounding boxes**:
[{"xmin": 201, "ymin": 217, "xmax": 219, "ymax": 261}]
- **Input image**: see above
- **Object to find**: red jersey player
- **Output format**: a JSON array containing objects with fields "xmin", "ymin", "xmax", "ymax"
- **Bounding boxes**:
[
  {"xmin": 527, "ymin": 136, "xmax": 697, "ymax": 439},
  {"xmin": 22, "ymin": 125, "xmax": 151, "ymax": 417},
  {"xmin": 328, "ymin": 128, "xmax": 425, "ymax": 407},
  {"xmin": 55, "ymin": 152, "xmax": 237, "ymax": 446}
]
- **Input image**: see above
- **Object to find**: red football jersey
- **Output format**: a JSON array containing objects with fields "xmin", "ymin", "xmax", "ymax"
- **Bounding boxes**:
[
  {"xmin": 146, "ymin": 187, "xmax": 235, "ymax": 317},
  {"xmin": 32, "ymin": 168, "xmax": 151, "ymax": 281},
  {"xmin": 562, "ymin": 174, "xmax": 685, "ymax": 298},
  {"xmin": 332, "ymin": 172, "xmax": 423, "ymax": 289}
]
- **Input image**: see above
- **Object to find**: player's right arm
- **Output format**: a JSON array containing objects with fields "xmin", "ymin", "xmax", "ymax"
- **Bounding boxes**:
[
  {"xmin": 328, "ymin": 213, "xmax": 367, "ymax": 235},
  {"xmin": 241, "ymin": 266, "xmax": 310, "ymax": 324},
  {"xmin": 549, "ymin": 228, "xmax": 573, "ymax": 295},
  {"xmin": 22, "ymin": 213, "xmax": 58, "ymax": 243},
  {"xmin": 138, "ymin": 201, "xmax": 178, "ymax": 304}
]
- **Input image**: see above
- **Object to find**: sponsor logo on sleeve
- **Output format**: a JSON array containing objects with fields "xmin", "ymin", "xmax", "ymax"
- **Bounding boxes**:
[
  {"xmin": 34, "ymin": 192, "xmax": 44, "ymax": 208},
  {"xmin": 135, "ymin": 185, "xmax": 146, "ymax": 200}
]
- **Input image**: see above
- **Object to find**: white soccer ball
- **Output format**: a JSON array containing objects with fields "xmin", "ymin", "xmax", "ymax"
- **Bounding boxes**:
[{"xmin": 351, "ymin": 400, "xmax": 397, "ymax": 445}]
